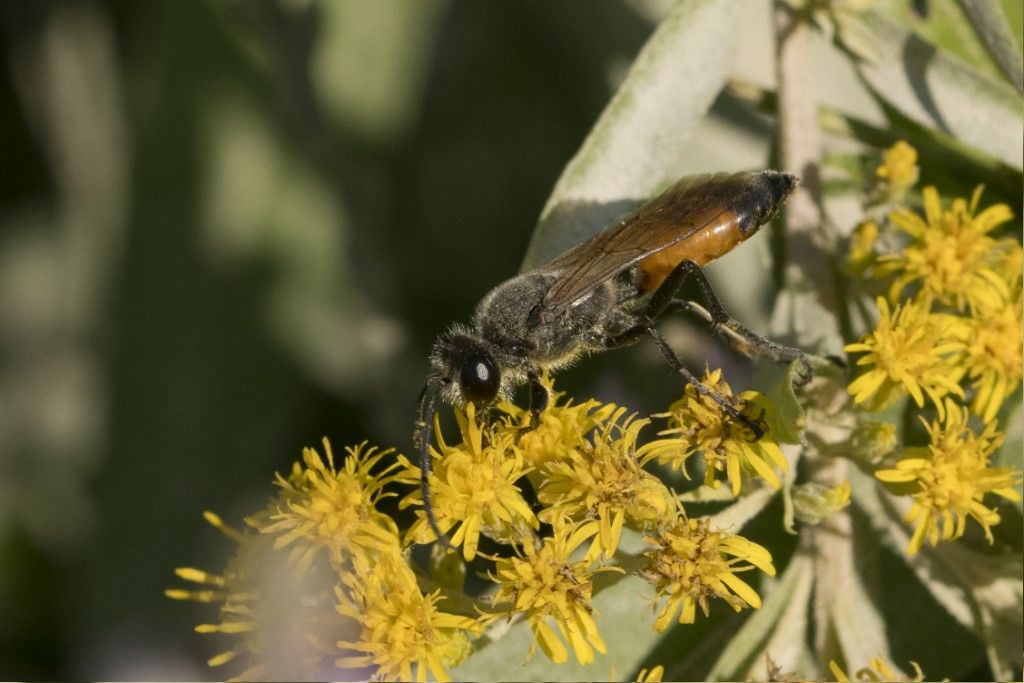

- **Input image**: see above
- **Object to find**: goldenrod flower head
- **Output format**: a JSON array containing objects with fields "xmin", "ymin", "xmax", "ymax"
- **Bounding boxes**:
[
  {"xmin": 336, "ymin": 552, "xmax": 479, "ymax": 682},
  {"xmin": 635, "ymin": 664, "xmax": 665, "ymax": 681},
  {"xmin": 881, "ymin": 185, "xmax": 1015, "ymax": 312},
  {"xmin": 875, "ymin": 140, "xmax": 919, "ymax": 199},
  {"xmin": 875, "ymin": 400, "xmax": 1021, "ymax": 555},
  {"xmin": 398, "ymin": 403, "xmax": 538, "ymax": 560},
  {"xmin": 166, "ymin": 512, "xmax": 345, "ymax": 680},
  {"xmin": 642, "ymin": 513, "xmax": 775, "ymax": 631},
  {"xmin": 958, "ymin": 291, "xmax": 1023, "ymax": 423},
  {"xmin": 845, "ymin": 297, "xmax": 965, "ymax": 416},
  {"xmin": 490, "ymin": 521, "xmax": 612, "ymax": 665},
  {"xmin": 536, "ymin": 407, "xmax": 675, "ymax": 560},
  {"xmin": 829, "ymin": 657, "xmax": 924, "ymax": 682},
  {"xmin": 500, "ymin": 386, "xmax": 619, "ymax": 469},
  {"xmin": 638, "ymin": 368, "xmax": 788, "ymax": 495},
  {"xmin": 257, "ymin": 440, "xmax": 402, "ymax": 573}
]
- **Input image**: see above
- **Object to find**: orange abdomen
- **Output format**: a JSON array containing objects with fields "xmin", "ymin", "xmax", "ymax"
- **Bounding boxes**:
[{"xmin": 637, "ymin": 209, "xmax": 749, "ymax": 292}]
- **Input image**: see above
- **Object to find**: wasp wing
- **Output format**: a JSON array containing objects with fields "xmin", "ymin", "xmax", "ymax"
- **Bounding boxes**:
[{"xmin": 536, "ymin": 171, "xmax": 753, "ymax": 314}]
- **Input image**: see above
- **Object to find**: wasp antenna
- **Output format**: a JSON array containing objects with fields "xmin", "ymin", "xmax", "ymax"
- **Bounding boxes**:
[{"xmin": 416, "ymin": 381, "xmax": 455, "ymax": 553}]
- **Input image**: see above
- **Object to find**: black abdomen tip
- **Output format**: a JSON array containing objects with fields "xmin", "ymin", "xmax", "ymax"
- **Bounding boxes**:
[
  {"xmin": 738, "ymin": 170, "xmax": 799, "ymax": 233},
  {"xmin": 765, "ymin": 170, "xmax": 799, "ymax": 200}
]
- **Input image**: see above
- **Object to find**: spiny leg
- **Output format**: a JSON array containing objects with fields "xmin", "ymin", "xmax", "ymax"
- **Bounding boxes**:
[
  {"xmin": 647, "ymin": 260, "xmax": 811, "ymax": 386},
  {"xmin": 603, "ymin": 321, "xmax": 765, "ymax": 439},
  {"xmin": 642, "ymin": 325, "xmax": 766, "ymax": 440},
  {"xmin": 512, "ymin": 368, "xmax": 550, "ymax": 441}
]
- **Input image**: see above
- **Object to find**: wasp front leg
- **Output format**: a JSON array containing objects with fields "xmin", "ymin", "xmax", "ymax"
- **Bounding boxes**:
[{"xmin": 527, "ymin": 368, "xmax": 549, "ymax": 425}]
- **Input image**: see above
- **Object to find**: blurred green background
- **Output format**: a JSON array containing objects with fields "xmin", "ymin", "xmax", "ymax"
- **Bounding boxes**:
[{"xmin": 0, "ymin": 0, "xmax": 1020, "ymax": 679}]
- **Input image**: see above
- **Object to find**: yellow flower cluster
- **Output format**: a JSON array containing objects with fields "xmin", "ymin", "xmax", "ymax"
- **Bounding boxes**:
[
  {"xmin": 167, "ymin": 442, "xmax": 482, "ymax": 681},
  {"xmin": 638, "ymin": 368, "xmax": 788, "ymax": 495},
  {"xmin": 844, "ymin": 141, "xmax": 1022, "ymax": 555},
  {"xmin": 642, "ymin": 513, "xmax": 776, "ymax": 631},
  {"xmin": 169, "ymin": 377, "xmax": 784, "ymax": 679}
]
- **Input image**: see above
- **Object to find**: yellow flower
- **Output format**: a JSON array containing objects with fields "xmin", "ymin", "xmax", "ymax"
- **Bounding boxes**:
[
  {"xmin": 845, "ymin": 297, "xmax": 965, "ymax": 417},
  {"xmin": 635, "ymin": 664, "xmax": 665, "ymax": 681},
  {"xmin": 875, "ymin": 140, "xmax": 919, "ymax": 199},
  {"xmin": 536, "ymin": 407, "xmax": 675, "ymax": 560},
  {"xmin": 336, "ymin": 552, "xmax": 479, "ymax": 682},
  {"xmin": 642, "ymin": 513, "xmax": 775, "ymax": 631},
  {"xmin": 166, "ymin": 512, "xmax": 345, "ymax": 680},
  {"xmin": 829, "ymin": 657, "xmax": 924, "ymax": 682},
  {"xmin": 398, "ymin": 403, "xmax": 538, "ymax": 560},
  {"xmin": 256, "ymin": 440, "xmax": 402, "ymax": 573},
  {"xmin": 880, "ymin": 185, "xmax": 1015, "ymax": 312},
  {"xmin": 490, "ymin": 521, "xmax": 613, "ymax": 665},
  {"xmin": 637, "ymin": 368, "xmax": 788, "ymax": 496},
  {"xmin": 875, "ymin": 400, "xmax": 1021, "ymax": 555},
  {"xmin": 499, "ymin": 382, "xmax": 619, "ymax": 469},
  {"xmin": 957, "ymin": 291, "xmax": 1023, "ymax": 423}
]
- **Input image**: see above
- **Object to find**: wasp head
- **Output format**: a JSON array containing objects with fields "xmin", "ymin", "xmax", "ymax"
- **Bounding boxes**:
[{"xmin": 427, "ymin": 325, "xmax": 502, "ymax": 408}]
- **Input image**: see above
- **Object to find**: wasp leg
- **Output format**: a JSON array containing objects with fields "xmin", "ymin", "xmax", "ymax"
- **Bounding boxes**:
[
  {"xmin": 647, "ymin": 260, "xmax": 812, "ymax": 386},
  {"xmin": 603, "ymin": 321, "xmax": 765, "ymax": 440},
  {"xmin": 527, "ymin": 368, "xmax": 549, "ymax": 424},
  {"xmin": 643, "ymin": 325, "xmax": 765, "ymax": 440}
]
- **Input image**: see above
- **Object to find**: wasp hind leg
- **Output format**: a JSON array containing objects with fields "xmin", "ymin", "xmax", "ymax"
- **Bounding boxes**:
[
  {"xmin": 602, "ymin": 321, "xmax": 766, "ymax": 440},
  {"xmin": 648, "ymin": 260, "xmax": 812, "ymax": 387}
]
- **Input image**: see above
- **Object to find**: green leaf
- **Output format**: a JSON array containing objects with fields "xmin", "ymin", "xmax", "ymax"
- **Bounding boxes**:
[
  {"xmin": 520, "ymin": 0, "xmax": 742, "ymax": 271},
  {"xmin": 837, "ymin": 11, "xmax": 1024, "ymax": 170},
  {"xmin": 705, "ymin": 552, "xmax": 815, "ymax": 681},
  {"xmin": 995, "ymin": 402, "xmax": 1023, "ymax": 509},
  {"xmin": 957, "ymin": 0, "xmax": 1024, "ymax": 93},
  {"xmin": 851, "ymin": 467, "xmax": 1024, "ymax": 677}
]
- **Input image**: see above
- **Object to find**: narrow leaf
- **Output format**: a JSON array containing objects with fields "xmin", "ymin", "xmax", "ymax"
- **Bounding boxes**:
[
  {"xmin": 706, "ymin": 552, "xmax": 815, "ymax": 681},
  {"xmin": 957, "ymin": 0, "xmax": 1024, "ymax": 94},
  {"xmin": 521, "ymin": 0, "xmax": 742, "ymax": 270},
  {"xmin": 838, "ymin": 11, "xmax": 1023, "ymax": 170}
]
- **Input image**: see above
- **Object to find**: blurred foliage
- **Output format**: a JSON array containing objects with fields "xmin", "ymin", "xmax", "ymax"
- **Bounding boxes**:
[{"xmin": 0, "ymin": 0, "xmax": 1020, "ymax": 679}]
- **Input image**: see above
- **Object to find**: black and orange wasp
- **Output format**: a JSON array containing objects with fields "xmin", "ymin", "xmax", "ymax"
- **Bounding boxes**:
[{"xmin": 415, "ymin": 170, "xmax": 810, "ymax": 546}]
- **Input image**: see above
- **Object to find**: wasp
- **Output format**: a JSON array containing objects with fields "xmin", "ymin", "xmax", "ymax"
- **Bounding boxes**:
[{"xmin": 415, "ymin": 170, "xmax": 810, "ymax": 545}]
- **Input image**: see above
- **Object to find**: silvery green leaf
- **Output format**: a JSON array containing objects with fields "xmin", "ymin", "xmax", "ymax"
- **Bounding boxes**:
[
  {"xmin": 708, "ymin": 482, "xmax": 780, "ymax": 533},
  {"xmin": 706, "ymin": 552, "xmax": 815, "ymax": 681},
  {"xmin": 958, "ymin": 0, "xmax": 1024, "ymax": 93},
  {"xmin": 817, "ymin": 509, "xmax": 896, "ymax": 673},
  {"xmin": 851, "ymin": 467, "xmax": 1024, "ymax": 677},
  {"xmin": 997, "ymin": 402, "xmax": 1023, "ymax": 509},
  {"xmin": 521, "ymin": 0, "xmax": 741, "ymax": 271},
  {"xmin": 839, "ymin": 11, "xmax": 1023, "ymax": 170}
]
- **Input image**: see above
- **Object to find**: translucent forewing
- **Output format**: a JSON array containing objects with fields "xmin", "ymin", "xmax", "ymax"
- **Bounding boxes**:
[{"xmin": 536, "ymin": 171, "xmax": 795, "ymax": 315}]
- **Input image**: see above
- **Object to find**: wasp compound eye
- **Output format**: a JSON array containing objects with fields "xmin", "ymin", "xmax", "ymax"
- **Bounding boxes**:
[{"xmin": 459, "ymin": 352, "xmax": 500, "ymax": 405}]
